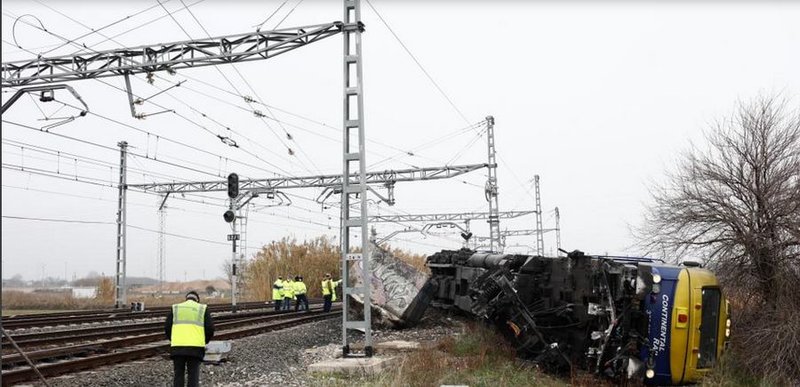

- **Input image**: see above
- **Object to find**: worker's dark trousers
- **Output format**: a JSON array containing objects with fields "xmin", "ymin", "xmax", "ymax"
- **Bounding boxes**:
[
  {"xmin": 283, "ymin": 297, "xmax": 292, "ymax": 310},
  {"xmin": 274, "ymin": 299, "xmax": 282, "ymax": 311},
  {"xmin": 172, "ymin": 356, "xmax": 201, "ymax": 387},
  {"xmin": 295, "ymin": 294, "xmax": 309, "ymax": 311},
  {"xmin": 323, "ymin": 294, "xmax": 333, "ymax": 312}
]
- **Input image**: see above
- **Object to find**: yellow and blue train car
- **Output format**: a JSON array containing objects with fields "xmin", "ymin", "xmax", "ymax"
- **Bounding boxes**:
[
  {"xmin": 424, "ymin": 249, "xmax": 730, "ymax": 385},
  {"xmin": 641, "ymin": 263, "xmax": 731, "ymax": 385}
]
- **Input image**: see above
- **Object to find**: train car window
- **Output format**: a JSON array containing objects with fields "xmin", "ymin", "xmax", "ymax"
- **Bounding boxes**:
[{"xmin": 698, "ymin": 287, "xmax": 721, "ymax": 368}]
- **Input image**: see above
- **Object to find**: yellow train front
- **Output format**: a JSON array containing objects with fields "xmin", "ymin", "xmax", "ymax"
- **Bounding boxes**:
[{"xmin": 640, "ymin": 262, "xmax": 731, "ymax": 385}]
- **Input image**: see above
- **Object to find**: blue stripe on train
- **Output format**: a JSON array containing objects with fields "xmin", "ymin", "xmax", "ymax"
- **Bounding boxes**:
[{"xmin": 642, "ymin": 266, "xmax": 683, "ymax": 386}]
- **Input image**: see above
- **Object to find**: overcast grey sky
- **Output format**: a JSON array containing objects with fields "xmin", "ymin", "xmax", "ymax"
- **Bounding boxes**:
[{"xmin": 2, "ymin": 0, "xmax": 798, "ymax": 282}]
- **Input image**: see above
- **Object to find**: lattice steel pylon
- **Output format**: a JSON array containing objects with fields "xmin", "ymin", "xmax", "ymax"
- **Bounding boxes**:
[
  {"xmin": 340, "ymin": 0, "xmax": 372, "ymax": 357},
  {"xmin": 114, "ymin": 141, "xmax": 128, "ymax": 308},
  {"xmin": 555, "ymin": 206, "xmax": 562, "ymax": 256},
  {"xmin": 534, "ymin": 175, "xmax": 545, "ymax": 256},
  {"xmin": 237, "ymin": 203, "xmax": 250, "ymax": 298},
  {"xmin": 484, "ymin": 116, "xmax": 501, "ymax": 252},
  {"xmin": 157, "ymin": 197, "xmax": 166, "ymax": 297}
]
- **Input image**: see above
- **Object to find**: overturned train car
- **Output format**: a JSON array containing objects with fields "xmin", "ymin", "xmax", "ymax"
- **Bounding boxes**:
[{"xmin": 423, "ymin": 249, "xmax": 730, "ymax": 385}]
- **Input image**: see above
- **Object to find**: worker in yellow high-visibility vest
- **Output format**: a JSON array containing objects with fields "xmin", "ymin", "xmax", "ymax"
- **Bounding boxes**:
[
  {"xmin": 165, "ymin": 291, "xmax": 214, "ymax": 387},
  {"xmin": 321, "ymin": 273, "xmax": 342, "ymax": 312},
  {"xmin": 272, "ymin": 276, "xmax": 284, "ymax": 311},
  {"xmin": 282, "ymin": 276, "xmax": 295, "ymax": 311},
  {"xmin": 293, "ymin": 276, "xmax": 309, "ymax": 311}
]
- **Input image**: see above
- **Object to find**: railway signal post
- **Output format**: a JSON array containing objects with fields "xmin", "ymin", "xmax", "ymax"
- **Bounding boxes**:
[{"xmin": 226, "ymin": 173, "xmax": 240, "ymax": 312}]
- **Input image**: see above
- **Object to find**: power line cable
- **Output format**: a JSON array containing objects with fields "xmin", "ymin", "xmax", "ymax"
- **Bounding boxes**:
[
  {"xmin": 253, "ymin": 0, "xmax": 289, "ymax": 31},
  {"xmin": 4, "ymin": 6, "xmax": 297, "ymax": 178},
  {"xmin": 364, "ymin": 0, "xmax": 471, "ymax": 125},
  {"xmin": 152, "ymin": 0, "xmax": 316, "ymax": 175},
  {"xmin": 2, "ymin": 215, "xmax": 114, "ymax": 225}
]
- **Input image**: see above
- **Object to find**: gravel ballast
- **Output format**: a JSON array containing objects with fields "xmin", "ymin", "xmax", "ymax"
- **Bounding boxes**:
[{"xmin": 26, "ymin": 311, "xmax": 462, "ymax": 387}]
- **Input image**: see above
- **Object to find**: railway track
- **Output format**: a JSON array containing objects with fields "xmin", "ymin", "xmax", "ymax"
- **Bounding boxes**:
[
  {"xmin": 1, "ymin": 307, "xmax": 341, "ymax": 386},
  {"xmin": 2, "ymin": 300, "xmax": 319, "ymax": 330},
  {"xmin": 2, "ymin": 303, "xmax": 329, "ymax": 352}
]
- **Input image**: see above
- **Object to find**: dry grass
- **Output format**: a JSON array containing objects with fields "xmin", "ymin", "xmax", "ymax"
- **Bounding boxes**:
[
  {"xmin": 244, "ymin": 236, "xmax": 341, "ymax": 301},
  {"xmin": 1, "ymin": 290, "xmax": 107, "ymax": 310},
  {"xmin": 316, "ymin": 322, "xmax": 570, "ymax": 387},
  {"xmin": 243, "ymin": 237, "xmax": 429, "ymax": 301}
]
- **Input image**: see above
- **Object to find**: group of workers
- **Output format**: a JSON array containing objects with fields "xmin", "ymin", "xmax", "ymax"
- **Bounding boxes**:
[
  {"xmin": 166, "ymin": 274, "xmax": 343, "ymax": 386},
  {"xmin": 271, "ymin": 273, "xmax": 341, "ymax": 312}
]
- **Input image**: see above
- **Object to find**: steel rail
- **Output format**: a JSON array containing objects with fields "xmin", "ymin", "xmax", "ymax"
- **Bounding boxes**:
[
  {"xmin": 2, "ymin": 308, "xmax": 340, "ymax": 366},
  {"xmin": 1, "ymin": 301, "xmax": 258, "ymax": 322},
  {"xmin": 1, "ymin": 299, "xmax": 322, "ymax": 330},
  {"xmin": 1, "ymin": 311, "xmax": 339, "ymax": 385},
  {"xmin": 2, "ymin": 302, "xmax": 331, "ymax": 350}
]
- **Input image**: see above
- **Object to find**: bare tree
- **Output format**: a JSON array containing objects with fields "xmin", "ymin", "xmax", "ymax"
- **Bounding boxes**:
[
  {"xmin": 640, "ymin": 96, "xmax": 799, "ymax": 305},
  {"xmin": 639, "ymin": 95, "xmax": 800, "ymax": 381},
  {"xmin": 220, "ymin": 258, "xmax": 249, "ymax": 298}
]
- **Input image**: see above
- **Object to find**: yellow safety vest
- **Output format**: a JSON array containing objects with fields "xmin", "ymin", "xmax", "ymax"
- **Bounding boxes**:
[
  {"xmin": 170, "ymin": 300, "xmax": 206, "ymax": 347},
  {"xmin": 272, "ymin": 280, "xmax": 283, "ymax": 300},
  {"xmin": 283, "ymin": 280, "xmax": 295, "ymax": 299},
  {"xmin": 322, "ymin": 279, "xmax": 338, "ymax": 301},
  {"xmin": 294, "ymin": 281, "xmax": 307, "ymax": 295}
]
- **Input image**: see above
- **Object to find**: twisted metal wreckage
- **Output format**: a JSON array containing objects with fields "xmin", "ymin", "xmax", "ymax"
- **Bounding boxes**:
[{"xmin": 353, "ymin": 245, "xmax": 673, "ymax": 383}]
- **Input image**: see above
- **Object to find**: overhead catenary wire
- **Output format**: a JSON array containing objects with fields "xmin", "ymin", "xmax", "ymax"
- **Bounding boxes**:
[
  {"xmin": 34, "ymin": 0, "xmax": 172, "ymax": 56},
  {"xmin": 0, "ymin": 3, "xmax": 500, "ymax": 258},
  {"xmin": 3, "ymin": 7, "xmax": 468, "ymax": 272},
  {"xmin": 152, "ymin": 0, "xmax": 318, "ymax": 175},
  {"xmin": 253, "ymin": 0, "xmax": 289, "ymax": 30},
  {"xmin": 0, "ymin": 215, "xmax": 262, "ymax": 250},
  {"xmin": 3, "ymin": 119, "xmax": 225, "ymax": 179},
  {"xmin": 5, "ymin": 2, "xmax": 484, "ymax": 180},
  {"xmin": 1, "ymin": 0, "xmax": 208, "ymax": 58},
  {"xmin": 3, "ymin": 7, "xmax": 301, "ymax": 179},
  {"xmin": 364, "ymin": 0, "xmax": 471, "ymax": 126},
  {"xmin": 3, "ymin": 120, "xmax": 355, "ymax": 228}
]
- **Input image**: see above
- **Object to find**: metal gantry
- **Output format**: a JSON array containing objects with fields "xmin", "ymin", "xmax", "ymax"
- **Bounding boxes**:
[
  {"xmin": 1, "ymin": 23, "xmax": 345, "ymax": 87},
  {"xmin": 0, "ymin": 0, "xmax": 501, "ymax": 356},
  {"xmin": 472, "ymin": 227, "xmax": 559, "ymax": 246},
  {"xmin": 484, "ymin": 116, "xmax": 501, "ymax": 252},
  {"xmin": 370, "ymin": 211, "xmax": 536, "ymax": 248},
  {"xmin": 1, "ymin": 21, "xmax": 353, "ymax": 310},
  {"xmin": 366, "ymin": 210, "xmax": 535, "ymax": 223},
  {"xmin": 126, "ymin": 163, "xmax": 486, "ymax": 193}
]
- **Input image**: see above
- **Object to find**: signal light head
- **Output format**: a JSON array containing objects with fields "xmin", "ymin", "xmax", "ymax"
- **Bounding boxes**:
[
  {"xmin": 223, "ymin": 210, "xmax": 235, "ymax": 223},
  {"xmin": 227, "ymin": 173, "xmax": 239, "ymax": 199}
]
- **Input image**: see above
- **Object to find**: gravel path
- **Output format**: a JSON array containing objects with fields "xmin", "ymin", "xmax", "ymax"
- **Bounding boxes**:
[{"xmin": 23, "ymin": 311, "xmax": 462, "ymax": 387}]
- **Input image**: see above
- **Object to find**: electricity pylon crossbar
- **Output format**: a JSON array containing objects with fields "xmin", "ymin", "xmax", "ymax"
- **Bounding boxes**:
[
  {"xmin": 1, "ymin": 23, "xmax": 344, "ymax": 87},
  {"xmin": 472, "ymin": 228, "xmax": 559, "ymax": 242},
  {"xmin": 126, "ymin": 163, "xmax": 489, "ymax": 193},
  {"xmin": 366, "ymin": 210, "xmax": 535, "ymax": 223}
]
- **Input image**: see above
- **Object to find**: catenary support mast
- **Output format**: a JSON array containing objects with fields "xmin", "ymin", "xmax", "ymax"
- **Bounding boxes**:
[
  {"xmin": 534, "ymin": 175, "xmax": 545, "ymax": 256},
  {"xmin": 555, "ymin": 206, "xmax": 562, "ymax": 256},
  {"xmin": 340, "ymin": 0, "xmax": 372, "ymax": 357},
  {"xmin": 114, "ymin": 141, "xmax": 128, "ymax": 308},
  {"xmin": 485, "ymin": 116, "xmax": 501, "ymax": 252},
  {"xmin": 157, "ymin": 196, "xmax": 167, "ymax": 297}
]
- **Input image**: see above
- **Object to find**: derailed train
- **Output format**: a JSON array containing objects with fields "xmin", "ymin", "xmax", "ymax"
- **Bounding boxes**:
[{"xmin": 418, "ymin": 248, "xmax": 731, "ymax": 385}]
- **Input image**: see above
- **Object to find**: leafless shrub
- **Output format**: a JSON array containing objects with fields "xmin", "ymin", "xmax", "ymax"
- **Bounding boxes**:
[{"xmin": 638, "ymin": 95, "xmax": 800, "ymax": 382}]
